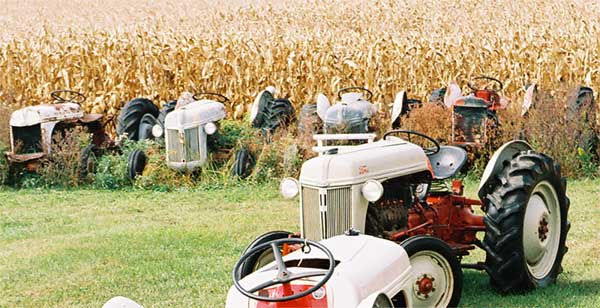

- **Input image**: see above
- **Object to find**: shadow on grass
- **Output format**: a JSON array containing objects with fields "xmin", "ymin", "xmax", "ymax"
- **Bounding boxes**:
[{"xmin": 461, "ymin": 269, "xmax": 600, "ymax": 307}]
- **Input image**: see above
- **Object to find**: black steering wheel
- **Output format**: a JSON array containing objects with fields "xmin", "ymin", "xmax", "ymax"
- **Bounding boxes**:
[
  {"xmin": 383, "ymin": 129, "xmax": 441, "ymax": 155},
  {"xmin": 232, "ymin": 238, "xmax": 335, "ymax": 302},
  {"xmin": 192, "ymin": 92, "xmax": 229, "ymax": 104},
  {"xmin": 337, "ymin": 86, "xmax": 373, "ymax": 101},
  {"xmin": 51, "ymin": 90, "xmax": 86, "ymax": 104},
  {"xmin": 467, "ymin": 76, "xmax": 503, "ymax": 92}
]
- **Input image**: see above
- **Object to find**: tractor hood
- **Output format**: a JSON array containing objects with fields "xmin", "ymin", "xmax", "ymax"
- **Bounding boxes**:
[
  {"xmin": 226, "ymin": 234, "xmax": 411, "ymax": 308},
  {"xmin": 10, "ymin": 103, "xmax": 83, "ymax": 127},
  {"xmin": 164, "ymin": 99, "xmax": 226, "ymax": 130},
  {"xmin": 323, "ymin": 96, "xmax": 377, "ymax": 134},
  {"xmin": 300, "ymin": 138, "xmax": 430, "ymax": 187}
]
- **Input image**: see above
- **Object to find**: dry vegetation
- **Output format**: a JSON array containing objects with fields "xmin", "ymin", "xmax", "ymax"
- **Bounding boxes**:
[{"xmin": 0, "ymin": 0, "xmax": 599, "ymax": 177}]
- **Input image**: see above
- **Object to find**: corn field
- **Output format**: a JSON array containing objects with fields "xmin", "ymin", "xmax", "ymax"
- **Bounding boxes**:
[{"xmin": 0, "ymin": 0, "xmax": 599, "ymax": 119}]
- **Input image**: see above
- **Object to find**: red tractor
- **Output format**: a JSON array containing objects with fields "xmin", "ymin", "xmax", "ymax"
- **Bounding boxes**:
[
  {"xmin": 239, "ymin": 125, "xmax": 570, "ymax": 307},
  {"xmin": 393, "ymin": 76, "xmax": 510, "ymax": 146}
]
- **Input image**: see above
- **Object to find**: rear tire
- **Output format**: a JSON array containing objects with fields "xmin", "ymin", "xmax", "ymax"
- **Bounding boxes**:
[
  {"xmin": 127, "ymin": 150, "xmax": 147, "ymax": 180},
  {"xmin": 400, "ymin": 235, "xmax": 462, "ymax": 308},
  {"xmin": 117, "ymin": 98, "xmax": 159, "ymax": 141},
  {"xmin": 482, "ymin": 150, "xmax": 569, "ymax": 293},
  {"xmin": 138, "ymin": 114, "xmax": 160, "ymax": 141},
  {"xmin": 238, "ymin": 231, "xmax": 293, "ymax": 278}
]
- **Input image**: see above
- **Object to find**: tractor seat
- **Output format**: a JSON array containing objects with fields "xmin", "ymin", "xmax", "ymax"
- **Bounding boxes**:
[{"xmin": 428, "ymin": 146, "xmax": 468, "ymax": 180}]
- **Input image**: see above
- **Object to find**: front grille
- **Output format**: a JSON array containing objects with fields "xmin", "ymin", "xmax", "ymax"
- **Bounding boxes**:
[
  {"xmin": 166, "ymin": 127, "xmax": 203, "ymax": 162},
  {"xmin": 301, "ymin": 186, "xmax": 352, "ymax": 241},
  {"xmin": 12, "ymin": 125, "xmax": 43, "ymax": 154}
]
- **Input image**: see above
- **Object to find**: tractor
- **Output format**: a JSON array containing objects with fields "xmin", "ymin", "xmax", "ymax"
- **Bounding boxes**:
[
  {"xmin": 226, "ymin": 233, "xmax": 461, "ymax": 308},
  {"xmin": 522, "ymin": 84, "xmax": 598, "ymax": 161},
  {"xmin": 4, "ymin": 90, "xmax": 114, "ymax": 180},
  {"xmin": 104, "ymin": 232, "xmax": 461, "ymax": 308},
  {"xmin": 117, "ymin": 92, "xmax": 231, "ymax": 179},
  {"xmin": 394, "ymin": 76, "xmax": 510, "ymax": 147},
  {"xmin": 120, "ymin": 88, "xmax": 295, "ymax": 180},
  {"xmin": 231, "ymin": 86, "xmax": 296, "ymax": 178},
  {"xmin": 238, "ymin": 122, "xmax": 570, "ymax": 306}
]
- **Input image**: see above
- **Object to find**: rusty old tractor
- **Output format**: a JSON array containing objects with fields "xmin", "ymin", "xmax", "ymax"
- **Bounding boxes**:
[{"xmin": 5, "ymin": 90, "xmax": 114, "ymax": 180}]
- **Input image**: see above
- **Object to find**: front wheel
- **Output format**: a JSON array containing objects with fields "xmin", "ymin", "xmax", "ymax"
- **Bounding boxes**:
[
  {"xmin": 237, "ymin": 231, "xmax": 293, "ymax": 279},
  {"xmin": 482, "ymin": 150, "xmax": 570, "ymax": 293},
  {"xmin": 231, "ymin": 148, "xmax": 254, "ymax": 179},
  {"xmin": 127, "ymin": 150, "xmax": 147, "ymax": 180},
  {"xmin": 78, "ymin": 144, "xmax": 97, "ymax": 181},
  {"xmin": 400, "ymin": 235, "xmax": 462, "ymax": 308}
]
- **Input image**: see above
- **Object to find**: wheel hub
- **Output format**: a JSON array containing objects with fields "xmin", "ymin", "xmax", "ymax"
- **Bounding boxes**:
[
  {"xmin": 538, "ymin": 216, "xmax": 549, "ymax": 241},
  {"xmin": 522, "ymin": 181, "xmax": 562, "ymax": 280},
  {"xmin": 414, "ymin": 274, "xmax": 436, "ymax": 299}
]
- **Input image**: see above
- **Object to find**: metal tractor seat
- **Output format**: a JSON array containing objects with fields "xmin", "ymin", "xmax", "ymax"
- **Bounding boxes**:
[{"xmin": 428, "ymin": 146, "xmax": 468, "ymax": 180}]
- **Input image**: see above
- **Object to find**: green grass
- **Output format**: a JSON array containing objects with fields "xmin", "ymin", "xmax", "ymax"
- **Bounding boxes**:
[{"xmin": 1, "ymin": 180, "xmax": 599, "ymax": 307}]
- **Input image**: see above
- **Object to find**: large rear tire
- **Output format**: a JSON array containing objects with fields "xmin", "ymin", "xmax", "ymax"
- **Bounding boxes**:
[
  {"xmin": 482, "ymin": 150, "xmax": 570, "ymax": 293},
  {"xmin": 138, "ymin": 114, "xmax": 160, "ymax": 141},
  {"xmin": 238, "ymin": 231, "xmax": 293, "ymax": 278},
  {"xmin": 400, "ymin": 235, "xmax": 462, "ymax": 308},
  {"xmin": 116, "ymin": 98, "xmax": 159, "ymax": 141}
]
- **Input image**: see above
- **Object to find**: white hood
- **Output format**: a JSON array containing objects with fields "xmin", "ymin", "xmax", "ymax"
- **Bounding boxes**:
[
  {"xmin": 10, "ymin": 103, "xmax": 83, "ymax": 127},
  {"xmin": 300, "ymin": 138, "xmax": 430, "ymax": 187},
  {"xmin": 227, "ymin": 234, "xmax": 411, "ymax": 308},
  {"xmin": 164, "ymin": 100, "xmax": 226, "ymax": 130}
]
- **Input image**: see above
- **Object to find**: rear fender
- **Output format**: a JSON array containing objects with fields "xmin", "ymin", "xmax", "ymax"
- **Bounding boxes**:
[
  {"xmin": 478, "ymin": 140, "xmax": 532, "ymax": 200},
  {"xmin": 316, "ymin": 94, "xmax": 331, "ymax": 121},
  {"xmin": 391, "ymin": 91, "xmax": 406, "ymax": 127},
  {"xmin": 521, "ymin": 83, "xmax": 537, "ymax": 116}
]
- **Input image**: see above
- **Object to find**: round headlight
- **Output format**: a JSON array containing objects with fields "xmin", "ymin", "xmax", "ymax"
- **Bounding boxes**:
[
  {"xmin": 280, "ymin": 177, "xmax": 299, "ymax": 199},
  {"xmin": 205, "ymin": 122, "xmax": 217, "ymax": 135},
  {"xmin": 152, "ymin": 124, "xmax": 163, "ymax": 138},
  {"xmin": 361, "ymin": 180, "xmax": 383, "ymax": 202}
]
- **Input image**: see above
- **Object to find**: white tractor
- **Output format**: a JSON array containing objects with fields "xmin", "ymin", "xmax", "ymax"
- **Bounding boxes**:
[
  {"xmin": 5, "ymin": 90, "xmax": 113, "ymax": 179},
  {"xmin": 236, "ymin": 87, "xmax": 570, "ymax": 307},
  {"xmin": 119, "ymin": 92, "xmax": 227, "ymax": 178},
  {"xmin": 226, "ymin": 233, "xmax": 460, "ymax": 308}
]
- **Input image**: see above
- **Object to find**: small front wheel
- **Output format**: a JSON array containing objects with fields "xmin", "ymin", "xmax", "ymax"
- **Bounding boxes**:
[
  {"xmin": 401, "ymin": 235, "xmax": 462, "ymax": 308},
  {"xmin": 237, "ymin": 231, "xmax": 293, "ymax": 278}
]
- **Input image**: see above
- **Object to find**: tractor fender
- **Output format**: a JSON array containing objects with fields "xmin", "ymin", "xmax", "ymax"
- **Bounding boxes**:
[
  {"xmin": 391, "ymin": 91, "xmax": 406, "ymax": 126},
  {"xmin": 477, "ymin": 140, "xmax": 532, "ymax": 200}
]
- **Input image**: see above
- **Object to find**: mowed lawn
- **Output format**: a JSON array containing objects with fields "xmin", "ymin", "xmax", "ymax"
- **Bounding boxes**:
[{"xmin": 1, "ymin": 180, "xmax": 599, "ymax": 307}]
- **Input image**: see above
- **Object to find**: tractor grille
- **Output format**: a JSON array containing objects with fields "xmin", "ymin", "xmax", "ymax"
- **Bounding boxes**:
[
  {"xmin": 166, "ymin": 128, "xmax": 203, "ymax": 163},
  {"xmin": 12, "ymin": 125, "xmax": 43, "ymax": 154},
  {"xmin": 301, "ymin": 186, "xmax": 353, "ymax": 241}
]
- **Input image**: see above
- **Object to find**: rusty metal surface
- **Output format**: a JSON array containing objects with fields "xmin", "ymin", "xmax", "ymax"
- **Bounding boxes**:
[
  {"xmin": 80, "ymin": 113, "xmax": 104, "ymax": 123},
  {"xmin": 5, "ymin": 151, "xmax": 45, "ymax": 163},
  {"xmin": 10, "ymin": 103, "xmax": 83, "ymax": 127}
]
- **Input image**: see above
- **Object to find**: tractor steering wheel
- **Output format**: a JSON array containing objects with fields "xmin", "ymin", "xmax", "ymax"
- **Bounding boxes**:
[
  {"xmin": 232, "ymin": 238, "xmax": 335, "ymax": 302},
  {"xmin": 467, "ymin": 76, "xmax": 504, "ymax": 92},
  {"xmin": 192, "ymin": 92, "xmax": 230, "ymax": 104},
  {"xmin": 383, "ymin": 129, "xmax": 441, "ymax": 155},
  {"xmin": 51, "ymin": 90, "xmax": 86, "ymax": 104},
  {"xmin": 337, "ymin": 86, "xmax": 373, "ymax": 101}
]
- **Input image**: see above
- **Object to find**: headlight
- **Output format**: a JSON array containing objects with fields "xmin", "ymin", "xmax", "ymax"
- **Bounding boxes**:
[
  {"xmin": 152, "ymin": 124, "xmax": 163, "ymax": 138},
  {"xmin": 280, "ymin": 177, "xmax": 299, "ymax": 199},
  {"xmin": 205, "ymin": 122, "xmax": 217, "ymax": 135},
  {"xmin": 361, "ymin": 180, "xmax": 383, "ymax": 202}
]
